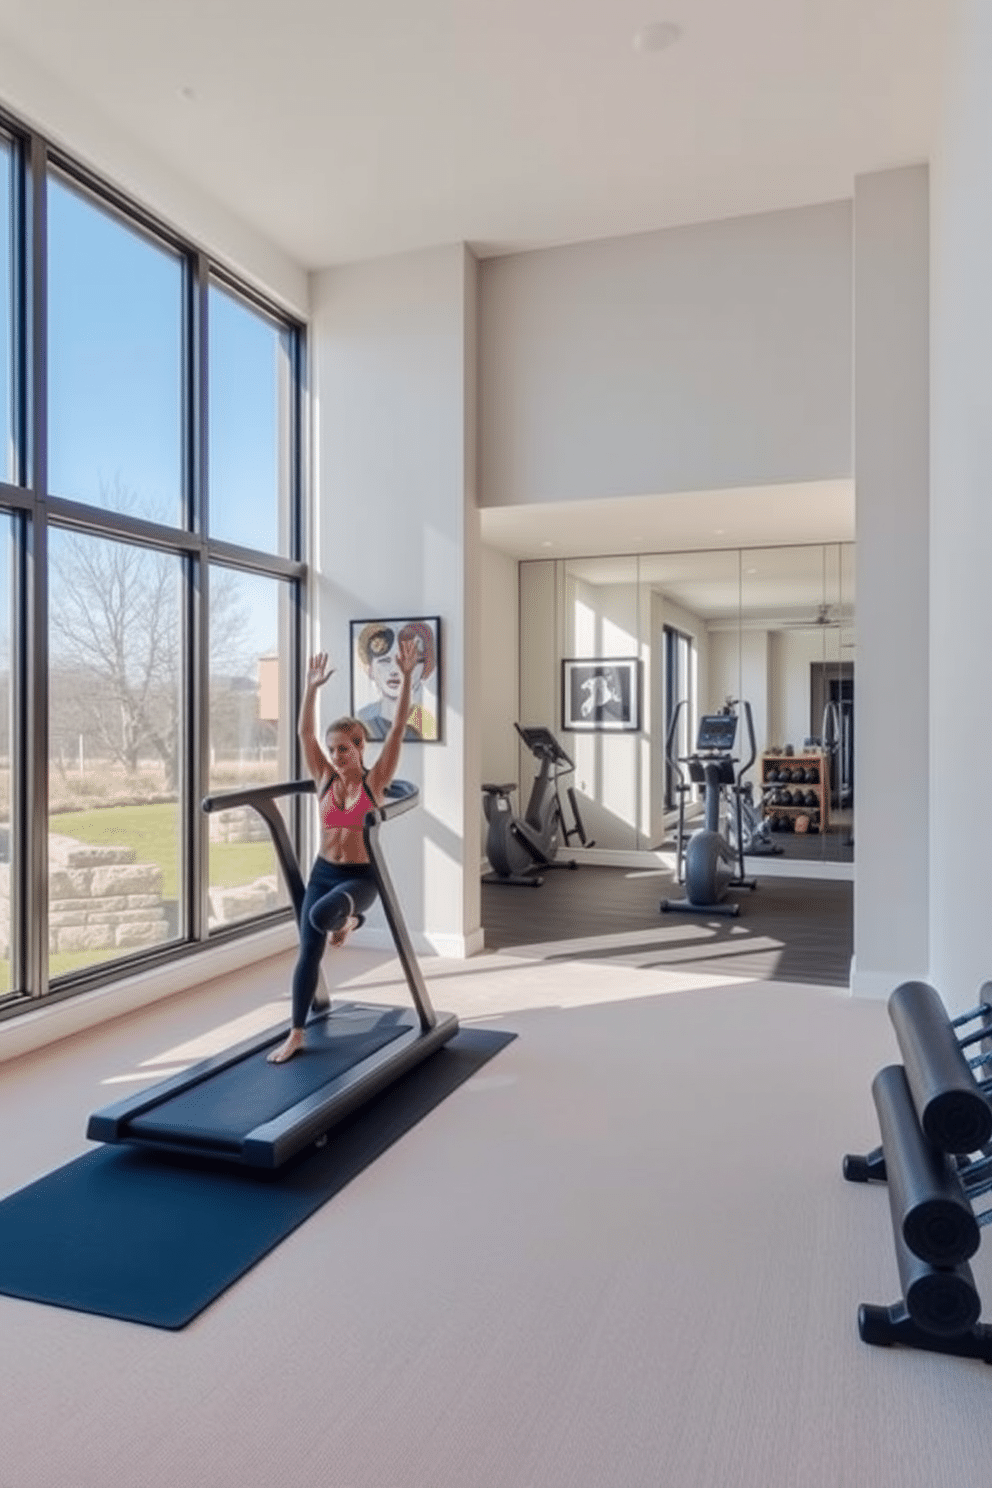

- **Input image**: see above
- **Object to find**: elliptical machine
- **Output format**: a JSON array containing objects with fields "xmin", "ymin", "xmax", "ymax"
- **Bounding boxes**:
[
  {"xmin": 482, "ymin": 724, "xmax": 593, "ymax": 887},
  {"xmin": 726, "ymin": 779, "xmax": 783, "ymax": 858},
  {"xmin": 660, "ymin": 701, "xmax": 757, "ymax": 917}
]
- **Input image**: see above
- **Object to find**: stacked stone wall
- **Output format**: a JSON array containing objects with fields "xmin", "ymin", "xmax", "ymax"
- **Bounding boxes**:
[
  {"xmin": 207, "ymin": 876, "xmax": 282, "ymax": 926},
  {"xmin": 208, "ymin": 806, "xmax": 271, "ymax": 844},
  {"xmin": 0, "ymin": 834, "xmax": 170, "ymax": 956},
  {"xmin": 0, "ymin": 826, "xmax": 288, "ymax": 952},
  {"xmin": 207, "ymin": 805, "xmax": 283, "ymax": 922}
]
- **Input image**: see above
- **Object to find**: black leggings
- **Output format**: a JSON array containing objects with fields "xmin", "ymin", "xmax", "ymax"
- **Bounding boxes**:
[{"xmin": 291, "ymin": 858, "xmax": 380, "ymax": 1029}]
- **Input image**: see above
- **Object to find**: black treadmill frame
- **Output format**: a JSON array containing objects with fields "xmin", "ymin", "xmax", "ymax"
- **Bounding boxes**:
[{"xmin": 86, "ymin": 780, "xmax": 459, "ymax": 1168}]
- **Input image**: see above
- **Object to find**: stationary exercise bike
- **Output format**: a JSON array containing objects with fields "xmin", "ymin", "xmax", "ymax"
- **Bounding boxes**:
[
  {"xmin": 482, "ymin": 724, "xmax": 593, "ymax": 887},
  {"xmin": 660, "ymin": 701, "xmax": 757, "ymax": 917}
]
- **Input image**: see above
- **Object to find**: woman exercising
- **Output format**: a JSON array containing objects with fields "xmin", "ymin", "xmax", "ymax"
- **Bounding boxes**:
[{"xmin": 268, "ymin": 639, "xmax": 419, "ymax": 1064}]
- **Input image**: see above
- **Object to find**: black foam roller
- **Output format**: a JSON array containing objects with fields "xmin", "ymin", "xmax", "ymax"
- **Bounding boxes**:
[
  {"xmin": 871, "ymin": 1065, "xmax": 980, "ymax": 1266},
  {"xmin": 888, "ymin": 981, "xmax": 992, "ymax": 1153},
  {"xmin": 901, "ymin": 1251, "xmax": 981, "ymax": 1338}
]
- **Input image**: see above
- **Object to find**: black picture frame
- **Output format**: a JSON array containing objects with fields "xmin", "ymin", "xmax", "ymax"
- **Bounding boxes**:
[
  {"xmin": 349, "ymin": 616, "xmax": 442, "ymax": 743},
  {"xmin": 562, "ymin": 657, "xmax": 641, "ymax": 732}
]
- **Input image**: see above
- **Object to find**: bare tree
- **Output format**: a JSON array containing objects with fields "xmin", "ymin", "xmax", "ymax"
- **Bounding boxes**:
[{"xmin": 48, "ymin": 481, "xmax": 253, "ymax": 791}]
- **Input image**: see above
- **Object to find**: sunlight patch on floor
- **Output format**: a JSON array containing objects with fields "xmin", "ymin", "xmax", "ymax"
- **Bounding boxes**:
[
  {"xmin": 490, "ymin": 923, "xmax": 718, "ymax": 959},
  {"xmin": 99, "ymin": 1001, "xmax": 291, "ymax": 1086},
  {"xmin": 602, "ymin": 936, "xmax": 783, "ymax": 968},
  {"xmin": 101, "ymin": 1066, "xmax": 192, "ymax": 1086},
  {"xmin": 336, "ymin": 948, "xmax": 756, "ymax": 1018}
]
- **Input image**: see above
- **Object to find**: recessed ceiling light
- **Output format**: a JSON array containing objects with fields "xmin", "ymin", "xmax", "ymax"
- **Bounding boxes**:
[{"xmin": 633, "ymin": 21, "xmax": 682, "ymax": 53}]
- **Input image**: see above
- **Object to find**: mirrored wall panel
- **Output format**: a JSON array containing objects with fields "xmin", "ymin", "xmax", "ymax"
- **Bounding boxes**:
[
  {"xmin": 741, "ymin": 544, "xmax": 854, "ymax": 863},
  {"xmin": 518, "ymin": 542, "xmax": 854, "ymax": 871}
]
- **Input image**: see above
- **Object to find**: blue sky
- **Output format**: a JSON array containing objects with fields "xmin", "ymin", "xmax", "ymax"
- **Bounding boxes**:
[
  {"xmin": 1, "ymin": 140, "xmax": 11, "ymax": 488},
  {"xmin": 0, "ymin": 166, "xmax": 291, "ymax": 660},
  {"xmin": 47, "ymin": 173, "xmax": 285, "ymax": 559}
]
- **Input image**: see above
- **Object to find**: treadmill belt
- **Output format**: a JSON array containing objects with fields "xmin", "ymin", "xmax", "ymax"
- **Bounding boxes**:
[{"xmin": 128, "ymin": 1008, "xmax": 410, "ymax": 1147}]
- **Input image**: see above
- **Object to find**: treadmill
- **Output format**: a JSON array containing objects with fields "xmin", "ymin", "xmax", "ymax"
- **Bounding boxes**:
[{"xmin": 86, "ymin": 779, "xmax": 459, "ymax": 1170}]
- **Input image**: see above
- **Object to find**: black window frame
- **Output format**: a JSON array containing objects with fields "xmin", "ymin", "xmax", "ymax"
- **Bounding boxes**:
[{"xmin": 0, "ymin": 106, "xmax": 308, "ymax": 1018}]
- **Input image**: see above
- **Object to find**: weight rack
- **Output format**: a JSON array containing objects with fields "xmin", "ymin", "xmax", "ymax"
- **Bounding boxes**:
[{"xmin": 844, "ymin": 979, "xmax": 992, "ymax": 1361}]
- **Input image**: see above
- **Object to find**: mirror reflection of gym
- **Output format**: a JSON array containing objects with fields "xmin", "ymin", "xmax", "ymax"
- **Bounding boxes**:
[
  {"xmin": 513, "ymin": 540, "xmax": 854, "ymax": 876},
  {"xmin": 741, "ymin": 543, "xmax": 854, "ymax": 865}
]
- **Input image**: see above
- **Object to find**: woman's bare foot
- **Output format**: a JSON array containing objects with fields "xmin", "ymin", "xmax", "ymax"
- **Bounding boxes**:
[
  {"xmin": 267, "ymin": 1028, "xmax": 306, "ymax": 1064},
  {"xmin": 330, "ymin": 914, "xmax": 361, "ymax": 949}
]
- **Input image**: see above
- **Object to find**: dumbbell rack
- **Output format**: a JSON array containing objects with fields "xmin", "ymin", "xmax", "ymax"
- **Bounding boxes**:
[
  {"xmin": 760, "ymin": 750, "xmax": 829, "ymax": 831},
  {"xmin": 844, "ymin": 980, "xmax": 992, "ymax": 1362}
]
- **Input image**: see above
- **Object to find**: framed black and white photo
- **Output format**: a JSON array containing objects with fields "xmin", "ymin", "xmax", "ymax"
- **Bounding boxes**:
[
  {"xmin": 562, "ymin": 657, "xmax": 641, "ymax": 732},
  {"xmin": 350, "ymin": 615, "xmax": 442, "ymax": 743}
]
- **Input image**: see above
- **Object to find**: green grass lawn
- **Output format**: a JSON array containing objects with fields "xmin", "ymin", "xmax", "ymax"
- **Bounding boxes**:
[
  {"xmin": 0, "ymin": 802, "xmax": 284, "ymax": 992},
  {"xmin": 51, "ymin": 801, "xmax": 275, "ymax": 898}
]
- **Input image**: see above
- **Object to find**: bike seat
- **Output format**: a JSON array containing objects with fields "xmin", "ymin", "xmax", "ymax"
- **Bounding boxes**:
[{"xmin": 482, "ymin": 782, "xmax": 517, "ymax": 795}]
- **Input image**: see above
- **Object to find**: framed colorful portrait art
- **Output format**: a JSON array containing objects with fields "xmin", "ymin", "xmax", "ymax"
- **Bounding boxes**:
[{"xmin": 350, "ymin": 616, "xmax": 442, "ymax": 743}]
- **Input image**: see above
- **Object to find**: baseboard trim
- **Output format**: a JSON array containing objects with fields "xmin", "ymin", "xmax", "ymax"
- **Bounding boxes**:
[
  {"xmin": 0, "ymin": 922, "xmax": 299, "ymax": 1066},
  {"xmin": 352, "ymin": 926, "xmax": 484, "ymax": 959},
  {"xmin": 550, "ymin": 846, "xmax": 855, "ymax": 881},
  {"xmin": 848, "ymin": 957, "xmax": 926, "ymax": 1000}
]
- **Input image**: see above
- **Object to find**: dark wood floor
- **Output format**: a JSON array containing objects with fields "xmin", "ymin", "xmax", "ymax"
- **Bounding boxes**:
[{"xmin": 481, "ymin": 862, "xmax": 853, "ymax": 987}]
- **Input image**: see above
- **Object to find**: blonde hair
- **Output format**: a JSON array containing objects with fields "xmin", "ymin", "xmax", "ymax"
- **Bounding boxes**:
[{"xmin": 326, "ymin": 716, "xmax": 368, "ymax": 751}]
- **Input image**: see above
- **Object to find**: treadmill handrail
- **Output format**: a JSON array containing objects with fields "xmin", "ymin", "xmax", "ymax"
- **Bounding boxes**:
[
  {"xmin": 201, "ymin": 777, "xmax": 418, "ymax": 822},
  {"xmin": 201, "ymin": 778, "xmax": 316, "ymax": 813},
  {"xmin": 200, "ymin": 777, "xmax": 436, "ymax": 1031},
  {"xmin": 362, "ymin": 785, "xmax": 437, "ymax": 1031},
  {"xmin": 202, "ymin": 779, "xmax": 315, "ymax": 923},
  {"xmin": 366, "ymin": 782, "xmax": 420, "ymax": 826}
]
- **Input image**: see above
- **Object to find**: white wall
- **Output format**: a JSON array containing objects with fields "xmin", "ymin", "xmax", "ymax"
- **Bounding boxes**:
[
  {"xmin": 852, "ymin": 165, "xmax": 931, "ymax": 997},
  {"xmin": 707, "ymin": 631, "xmax": 741, "ymax": 715},
  {"xmin": 312, "ymin": 244, "xmax": 482, "ymax": 956},
  {"xmin": 774, "ymin": 630, "xmax": 830, "ymax": 749},
  {"xmin": 929, "ymin": 2, "xmax": 992, "ymax": 1011},
  {"xmin": 739, "ymin": 630, "xmax": 770, "ymax": 779},
  {"xmin": 480, "ymin": 547, "xmax": 520, "ymax": 789},
  {"xmin": 479, "ymin": 201, "xmax": 853, "ymax": 507}
]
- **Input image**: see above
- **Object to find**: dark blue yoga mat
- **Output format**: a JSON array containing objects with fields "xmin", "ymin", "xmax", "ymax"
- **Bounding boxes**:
[{"xmin": 0, "ymin": 1026, "xmax": 514, "ymax": 1331}]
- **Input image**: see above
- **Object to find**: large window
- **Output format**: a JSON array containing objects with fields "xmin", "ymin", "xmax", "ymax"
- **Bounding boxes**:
[
  {"xmin": 208, "ymin": 282, "xmax": 292, "ymax": 555},
  {"xmin": 47, "ymin": 175, "xmax": 184, "ymax": 521},
  {"xmin": 0, "ymin": 116, "xmax": 306, "ymax": 1014},
  {"xmin": 48, "ymin": 529, "xmax": 184, "ymax": 976},
  {"xmin": 1, "ymin": 136, "xmax": 13, "ymax": 486},
  {"xmin": 0, "ymin": 516, "xmax": 13, "ymax": 993},
  {"xmin": 207, "ymin": 567, "xmax": 294, "ymax": 929}
]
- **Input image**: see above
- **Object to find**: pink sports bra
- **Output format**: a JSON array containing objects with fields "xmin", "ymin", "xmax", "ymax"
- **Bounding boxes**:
[{"xmin": 320, "ymin": 774, "xmax": 377, "ymax": 831}]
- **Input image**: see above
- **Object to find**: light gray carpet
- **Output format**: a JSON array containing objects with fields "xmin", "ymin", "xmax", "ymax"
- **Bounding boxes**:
[{"xmin": 0, "ymin": 946, "xmax": 987, "ymax": 1488}]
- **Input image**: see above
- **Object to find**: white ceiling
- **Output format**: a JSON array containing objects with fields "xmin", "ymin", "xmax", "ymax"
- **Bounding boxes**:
[
  {"xmin": 480, "ymin": 480, "xmax": 855, "ymax": 561},
  {"xmin": 487, "ymin": 482, "xmax": 857, "ymax": 621},
  {"xmin": 0, "ymin": 0, "xmax": 949, "ymax": 271},
  {"xmin": 0, "ymin": 0, "xmax": 940, "ymax": 572}
]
